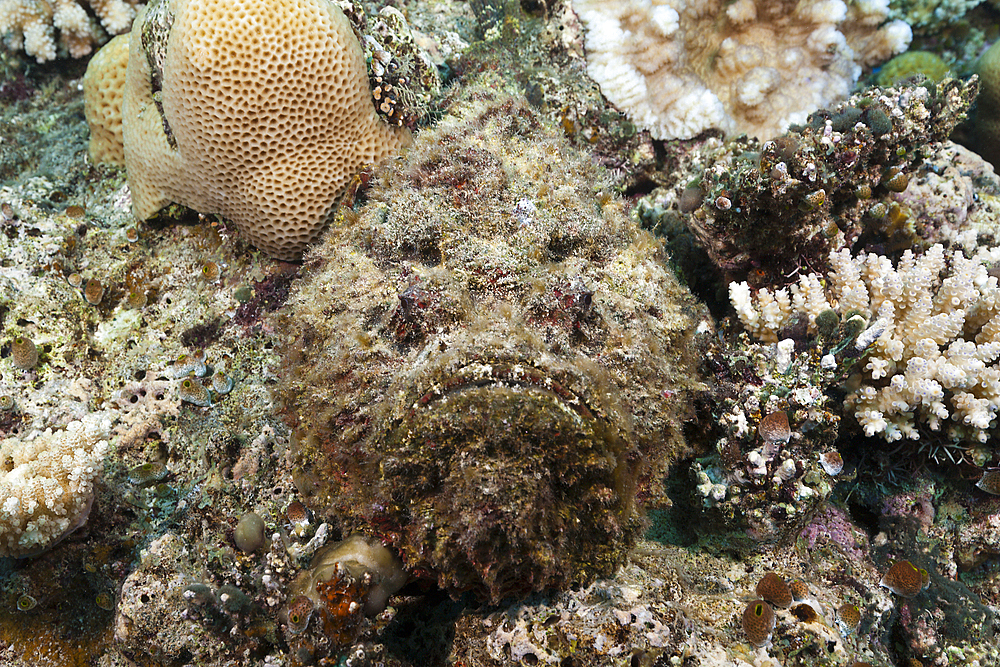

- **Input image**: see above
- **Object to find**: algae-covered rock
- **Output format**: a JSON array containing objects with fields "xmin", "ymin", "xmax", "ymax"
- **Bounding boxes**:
[
  {"xmin": 274, "ymin": 76, "xmax": 710, "ymax": 603},
  {"xmin": 678, "ymin": 78, "xmax": 977, "ymax": 290}
]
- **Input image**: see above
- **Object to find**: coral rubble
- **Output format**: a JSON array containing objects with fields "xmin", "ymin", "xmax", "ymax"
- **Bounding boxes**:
[{"xmin": 681, "ymin": 77, "xmax": 977, "ymax": 288}]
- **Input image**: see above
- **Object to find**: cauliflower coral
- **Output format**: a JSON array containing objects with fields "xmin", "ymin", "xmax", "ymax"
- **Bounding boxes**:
[
  {"xmin": 731, "ymin": 244, "xmax": 1000, "ymax": 445},
  {"xmin": 0, "ymin": 412, "xmax": 110, "ymax": 557},
  {"xmin": 0, "ymin": 0, "xmax": 140, "ymax": 62}
]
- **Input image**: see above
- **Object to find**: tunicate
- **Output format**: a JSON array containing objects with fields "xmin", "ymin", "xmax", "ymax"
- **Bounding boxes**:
[{"xmin": 234, "ymin": 512, "xmax": 266, "ymax": 554}]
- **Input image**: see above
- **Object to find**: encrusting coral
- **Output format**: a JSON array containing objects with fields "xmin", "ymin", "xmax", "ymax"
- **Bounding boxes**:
[
  {"xmin": 119, "ymin": 0, "xmax": 415, "ymax": 261},
  {"xmin": 731, "ymin": 243, "xmax": 1000, "ymax": 445},
  {"xmin": 0, "ymin": 412, "xmax": 110, "ymax": 557},
  {"xmin": 0, "ymin": 0, "xmax": 140, "ymax": 62},
  {"xmin": 572, "ymin": 0, "xmax": 912, "ymax": 140}
]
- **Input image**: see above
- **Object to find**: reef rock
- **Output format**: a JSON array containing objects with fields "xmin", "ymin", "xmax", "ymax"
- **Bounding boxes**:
[{"xmin": 275, "ymin": 77, "xmax": 710, "ymax": 603}]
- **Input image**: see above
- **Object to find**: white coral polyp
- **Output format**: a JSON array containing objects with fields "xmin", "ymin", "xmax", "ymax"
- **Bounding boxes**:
[
  {"xmin": 0, "ymin": 0, "xmax": 140, "ymax": 62},
  {"xmin": 731, "ymin": 244, "xmax": 1000, "ymax": 443},
  {"xmin": 0, "ymin": 413, "xmax": 110, "ymax": 557}
]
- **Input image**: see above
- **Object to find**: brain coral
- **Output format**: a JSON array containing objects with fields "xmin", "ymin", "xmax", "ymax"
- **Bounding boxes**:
[
  {"xmin": 0, "ymin": 0, "xmax": 140, "ymax": 62},
  {"xmin": 0, "ymin": 412, "xmax": 110, "ymax": 557},
  {"xmin": 275, "ymin": 78, "xmax": 709, "ymax": 602},
  {"xmin": 573, "ymin": 0, "xmax": 912, "ymax": 140},
  {"xmin": 121, "ymin": 0, "xmax": 412, "ymax": 261}
]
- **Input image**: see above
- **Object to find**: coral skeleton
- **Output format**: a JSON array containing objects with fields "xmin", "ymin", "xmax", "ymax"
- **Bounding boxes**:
[
  {"xmin": 572, "ymin": 0, "xmax": 911, "ymax": 140},
  {"xmin": 731, "ymin": 244, "xmax": 1000, "ymax": 443}
]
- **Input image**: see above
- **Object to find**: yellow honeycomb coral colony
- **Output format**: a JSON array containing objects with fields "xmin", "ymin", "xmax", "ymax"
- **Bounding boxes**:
[
  {"xmin": 83, "ymin": 32, "xmax": 130, "ymax": 166},
  {"xmin": 120, "ymin": 0, "xmax": 412, "ymax": 261}
]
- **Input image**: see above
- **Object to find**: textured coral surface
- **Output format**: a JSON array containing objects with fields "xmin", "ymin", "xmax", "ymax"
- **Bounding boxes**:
[{"xmin": 573, "ymin": 0, "xmax": 911, "ymax": 140}]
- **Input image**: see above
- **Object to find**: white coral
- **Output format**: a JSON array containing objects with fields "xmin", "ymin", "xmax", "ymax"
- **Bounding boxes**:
[
  {"xmin": 0, "ymin": 412, "xmax": 111, "ymax": 557},
  {"xmin": 0, "ymin": 0, "xmax": 140, "ymax": 62},
  {"xmin": 731, "ymin": 244, "xmax": 1000, "ymax": 443},
  {"xmin": 572, "ymin": 0, "xmax": 911, "ymax": 140}
]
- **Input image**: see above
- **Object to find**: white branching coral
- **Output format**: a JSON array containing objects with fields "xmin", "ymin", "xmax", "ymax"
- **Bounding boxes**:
[
  {"xmin": 572, "ymin": 0, "xmax": 911, "ymax": 140},
  {"xmin": 0, "ymin": 412, "xmax": 111, "ymax": 557},
  {"xmin": 731, "ymin": 244, "xmax": 1000, "ymax": 444},
  {"xmin": 0, "ymin": 0, "xmax": 140, "ymax": 62}
]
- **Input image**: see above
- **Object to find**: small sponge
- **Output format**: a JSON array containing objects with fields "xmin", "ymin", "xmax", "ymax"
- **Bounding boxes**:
[
  {"xmin": 121, "ymin": 0, "xmax": 411, "ymax": 260},
  {"xmin": 83, "ymin": 33, "xmax": 131, "ymax": 166}
]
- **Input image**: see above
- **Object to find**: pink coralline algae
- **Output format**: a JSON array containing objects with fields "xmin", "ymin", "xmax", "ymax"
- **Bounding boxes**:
[
  {"xmin": 799, "ymin": 505, "xmax": 866, "ymax": 560},
  {"xmin": 882, "ymin": 485, "xmax": 936, "ymax": 534}
]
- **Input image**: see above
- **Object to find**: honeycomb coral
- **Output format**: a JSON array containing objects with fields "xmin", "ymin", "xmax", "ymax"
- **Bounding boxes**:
[
  {"xmin": 121, "ymin": 0, "xmax": 412, "ymax": 261},
  {"xmin": 0, "ymin": 0, "xmax": 140, "ymax": 62},
  {"xmin": 0, "ymin": 412, "xmax": 110, "ymax": 557},
  {"xmin": 83, "ymin": 32, "xmax": 129, "ymax": 166},
  {"xmin": 276, "ymin": 79, "xmax": 709, "ymax": 603},
  {"xmin": 572, "ymin": 0, "xmax": 912, "ymax": 140}
]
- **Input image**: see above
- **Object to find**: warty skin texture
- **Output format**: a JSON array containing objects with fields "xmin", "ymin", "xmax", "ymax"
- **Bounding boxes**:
[{"xmin": 275, "ymin": 81, "xmax": 710, "ymax": 603}]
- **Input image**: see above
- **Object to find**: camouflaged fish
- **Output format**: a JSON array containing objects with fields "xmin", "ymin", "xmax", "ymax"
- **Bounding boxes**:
[{"xmin": 275, "ymin": 78, "xmax": 708, "ymax": 603}]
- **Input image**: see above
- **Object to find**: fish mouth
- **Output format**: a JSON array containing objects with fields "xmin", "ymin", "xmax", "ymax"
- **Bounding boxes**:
[
  {"xmin": 372, "ymin": 359, "xmax": 637, "ymax": 599},
  {"xmin": 404, "ymin": 361, "xmax": 594, "ymax": 421},
  {"xmin": 378, "ymin": 358, "xmax": 633, "ymax": 508}
]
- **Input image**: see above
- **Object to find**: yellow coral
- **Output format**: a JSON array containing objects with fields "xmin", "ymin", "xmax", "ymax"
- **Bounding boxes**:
[
  {"xmin": 120, "ymin": 0, "xmax": 412, "ymax": 261},
  {"xmin": 876, "ymin": 50, "xmax": 951, "ymax": 87}
]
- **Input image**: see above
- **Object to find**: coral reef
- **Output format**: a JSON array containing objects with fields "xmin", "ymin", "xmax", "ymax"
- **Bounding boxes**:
[
  {"xmin": 572, "ymin": 0, "xmax": 912, "ymax": 140},
  {"xmin": 0, "ymin": 0, "xmax": 140, "ymax": 62},
  {"xmin": 1, "ymin": 0, "xmax": 999, "ymax": 665},
  {"xmin": 275, "ymin": 77, "xmax": 710, "ymax": 604},
  {"xmin": 119, "ymin": 0, "xmax": 415, "ymax": 260}
]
